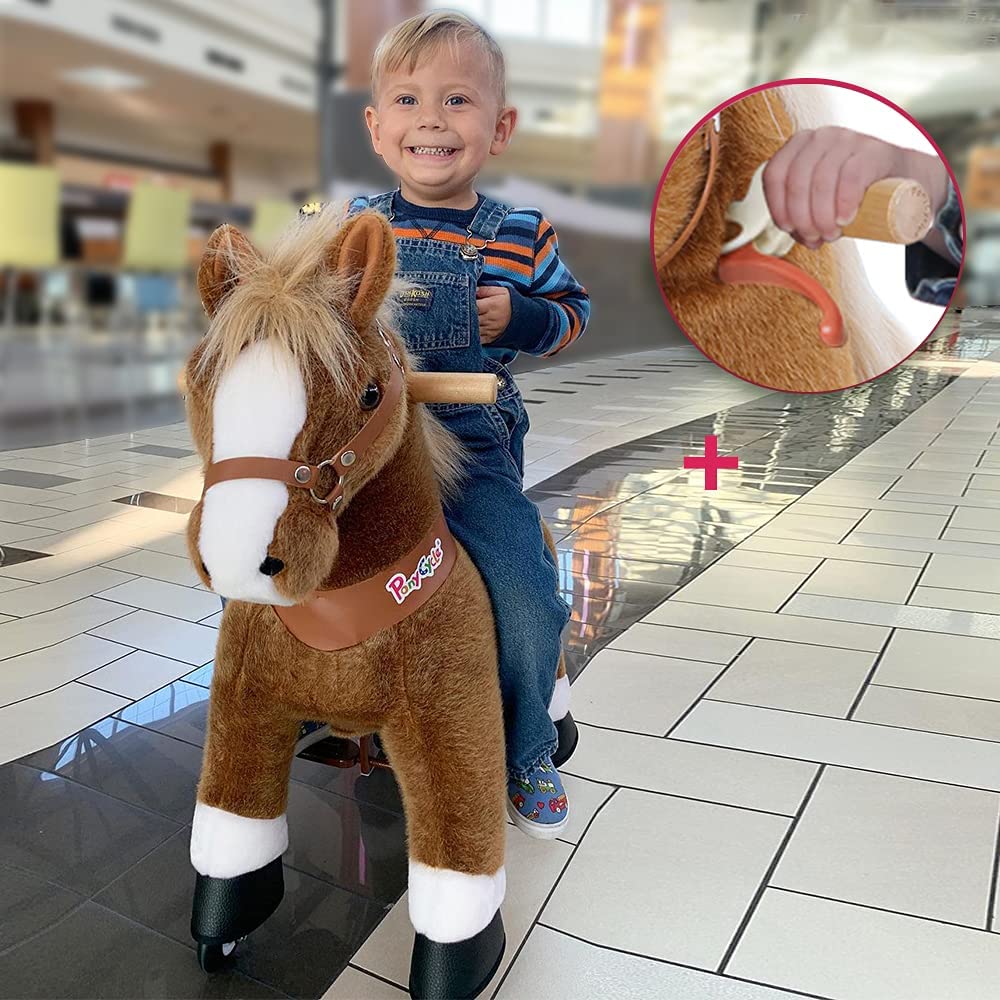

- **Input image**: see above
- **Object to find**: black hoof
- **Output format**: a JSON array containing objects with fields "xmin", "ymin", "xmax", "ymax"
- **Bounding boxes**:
[
  {"xmin": 551, "ymin": 711, "xmax": 579, "ymax": 768},
  {"xmin": 197, "ymin": 940, "xmax": 237, "ymax": 973},
  {"xmin": 409, "ymin": 909, "xmax": 505, "ymax": 999},
  {"xmin": 191, "ymin": 856, "xmax": 284, "ymax": 949}
]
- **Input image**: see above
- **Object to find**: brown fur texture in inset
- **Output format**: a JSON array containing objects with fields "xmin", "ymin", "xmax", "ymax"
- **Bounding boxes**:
[{"xmin": 654, "ymin": 85, "xmax": 910, "ymax": 393}]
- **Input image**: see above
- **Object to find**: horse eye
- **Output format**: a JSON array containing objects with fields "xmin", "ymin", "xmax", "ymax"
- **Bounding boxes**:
[{"xmin": 360, "ymin": 383, "xmax": 381, "ymax": 410}]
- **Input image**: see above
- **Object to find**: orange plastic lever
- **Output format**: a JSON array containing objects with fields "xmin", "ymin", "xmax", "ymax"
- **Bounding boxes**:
[{"xmin": 717, "ymin": 245, "xmax": 845, "ymax": 348}]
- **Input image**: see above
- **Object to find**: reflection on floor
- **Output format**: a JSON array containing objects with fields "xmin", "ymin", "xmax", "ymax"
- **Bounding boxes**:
[{"xmin": 3, "ymin": 309, "xmax": 1000, "ymax": 998}]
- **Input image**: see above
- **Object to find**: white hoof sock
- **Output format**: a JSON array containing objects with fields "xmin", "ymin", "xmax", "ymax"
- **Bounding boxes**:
[
  {"xmin": 548, "ymin": 674, "xmax": 571, "ymax": 722},
  {"xmin": 408, "ymin": 861, "xmax": 506, "ymax": 943},
  {"xmin": 190, "ymin": 801, "xmax": 288, "ymax": 879}
]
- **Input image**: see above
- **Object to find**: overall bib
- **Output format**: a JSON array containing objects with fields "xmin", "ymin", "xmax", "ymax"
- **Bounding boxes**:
[{"xmin": 362, "ymin": 191, "xmax": 571, "ymax": 776}]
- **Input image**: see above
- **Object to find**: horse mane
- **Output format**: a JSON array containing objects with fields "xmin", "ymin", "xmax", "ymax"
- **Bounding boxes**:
[{"xmin": 193, "ymin": 203, "xmax": 466, "ymax": 492}]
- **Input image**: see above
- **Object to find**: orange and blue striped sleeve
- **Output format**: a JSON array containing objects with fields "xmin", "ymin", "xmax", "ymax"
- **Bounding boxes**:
[{"xmin": 490, "ymin": 212, "xmax": 590, "ymax": 358}]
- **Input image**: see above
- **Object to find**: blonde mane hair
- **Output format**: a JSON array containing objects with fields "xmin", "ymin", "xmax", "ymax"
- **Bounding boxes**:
[{"xmin": 194, "ymin": 203, "xmax": 466, "ymax": 492}]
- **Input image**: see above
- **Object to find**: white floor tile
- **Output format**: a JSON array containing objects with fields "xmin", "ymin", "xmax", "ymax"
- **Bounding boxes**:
[
  {"xmin": 80, "ymin": 649, "xmax": 196, "ymax": 700},
  {"xmin": 672, "ymin": 565, "xmax": 806, "ymax": 612},
  {"xmin": 874, "ymin": 628, "xmax": 1000, "ymax": 701},
  {"xmin": 94, "ymin": 577, "xmax": 221, "ymax": 621},
  {"xmin": 572, "ymin": 648, "xmax": 722, "ymax": 735},
  {"xmin": 495, "ymin": 925, "xmax": 799, "ymax": 1000},
  {"xmin": 773, "ymin": 767, "xmax": 999, "ymax": 926},
  {"xmin": 799, "ymin": 560, "xmax": 920, "ymax": 603},
  {"xmin": 727, "ymin": 888, "xmax": 1000, "ymax": 1000},
  {"xmin": 0, "ymin": 521, "xmax": 57, "ymax": 545},
  {"xmin": 845, "ymin": 529, "xmax": 1000, "ymax": 561},
  {"xmin": 608, "ymin": 621, "xmax": 748, "ymax": 663},
  {"xmin": 856, "ymin": 510, "xmax": 950, "ymax": 538},
  {"xmin": 709, "ymin": 638, "xmax": 876, "ymax": 718},
  {"xmin": 555, "ymin": 773, "xmax": 614, "ymax": 845},
  {"xmin": 856, "ymin": 685, "xmax": 1000, "ymax": 743},
  {"xmin": 102, "ymin": 548, "xmax": 200, "ymax": 586},
  {"xmin": 352, "ymin": 826, "xmax": 573, "ymax": 992},
  {"xmin": 0, "ymin": 597, "xmax": 133, "ymax": 661},
  {"xmin": 738, "ymin": 533, "xmax": 927, "ymax": 567},
  {"xmin": 0, "ymin": 566, "xmax": 135, "ymax": 617},
  {"xmin": 672, "ymin": 700, "xmax": 1000, "ymax": 792},
  {"xmin": 0, "ymin": 682, "xmax": 129, "ymax": 765},
  {"xmin": 944, "ymin": 525, "xmax": 1000, "ymax": 547},
  {"xmin": 0, "ymin": 633, "xmax": 130, "ymax": 706},
  {"xmin": 950, "ymin": 506, "xmax": 1000, "ymax": 531},
  {"xmin": 911, "ymin": 586, "xmax": 1000, "ymax": 615},
  {"xmin": 715, "ymin": 549, "xmax": 822, "ymax": 574},
  {"xmin": 565, "ymin": 722, "xmax": 816, "ymax": 815},
  {"xmin": 644, "ymin": 601, "xmax": 888, "ymax": 652},
  {"xmin": 542, "ymin": 788, "xmax": 789, "ymax": 969},
  {"xmin": 922, "ymin": 553, "xmax": 1000, "ymax": 594},
  {"xmin": 0, "ymin": 499, "xmax": 64, "ymax": 522},
  {"xmin": 0, "ymin": 540, "xmax": 141, "ymax": 584},
  {"xmin": 321, "ymin": 967, "xmax": 406, "ymax": 999},
  {"xmin": 784, "ymin": 593, "xmax": 1000, "ymax": 640},
  {"xmin": 753, "ymin": 513, "xmax": 862, "ymax": 544},
  {"xmin": 89, "ymin": 609, "xmax": 218, "ymax": 665}
]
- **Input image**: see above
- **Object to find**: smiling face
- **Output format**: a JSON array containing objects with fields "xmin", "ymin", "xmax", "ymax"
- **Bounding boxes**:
[{"xmin": 365, "ymin": 43, "xmax": 516, "ymax": 207}]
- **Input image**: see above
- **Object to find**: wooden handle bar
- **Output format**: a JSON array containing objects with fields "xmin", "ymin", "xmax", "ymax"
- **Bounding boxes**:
[
  {"xmin": 178, "ymin": 368, "xmax": 499, "ymax": 404},
  {"xmin": 841, "ymin": 177, "xmax": 932, "ymax": 244},
  {"xmin": 408, "ymin": 371, "xmax": 498, "ymax": 404}
]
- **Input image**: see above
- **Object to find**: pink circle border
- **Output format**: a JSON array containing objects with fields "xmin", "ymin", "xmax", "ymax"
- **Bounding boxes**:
[{"xmin": 647, "ymin": 76, "xmax": 968, "ymax": 395}]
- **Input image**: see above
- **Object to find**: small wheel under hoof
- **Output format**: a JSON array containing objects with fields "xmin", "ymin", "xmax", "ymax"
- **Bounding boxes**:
[{"xmin": 197, "ymin": 939, "xmax": 237, "ymax": 973}]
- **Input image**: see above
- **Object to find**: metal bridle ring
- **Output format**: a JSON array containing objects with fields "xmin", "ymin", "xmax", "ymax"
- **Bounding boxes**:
[{"xmin": 309, "ymin": 458, "xmax": 344, "ymax": 505}]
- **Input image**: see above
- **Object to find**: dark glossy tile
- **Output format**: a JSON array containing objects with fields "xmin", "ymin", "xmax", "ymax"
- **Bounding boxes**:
[
  {"xmin": 0, "ymin": 469, "xmax": 78, "ymax": 488},
  {"xmin": 0, "ymin": 863, "xmax": 84, "ymax": 952},
  {"xmin": 291, "ymin": 756, "xmax": 404, "ymax": 818},
  {"xmin": 0, "ymin": 898, "xmax": 282, "ymax": 998},
  {"xmin": 125, "ymin": 444, "xmax": 196, "ymax": 459},
  {"xmin": 561, "ymin": 577, "xmax": 677, "ymax": 607},
  {"xmin": 284, "ymin": 780, "xmax": 407, "ymax": 904},
  {"xmin": 113, "ymin": 491, "xmax": 197, "ymax": 514},
  {"xmin": 0, "ymin": 763, "xmax": 180, "ymax": 896},
  {"xmin": 114, "ymin": 680, "xmax": 210, "ymax": 748},
  {"xmin": 0, "ymin": 545, "xmax": 51, "ymax": 567},
  {"xmin": 568, "ymin": 599, "xmax": 649, "ymax": 630},
  {"xmin": 183, "ymin": 661, "xmax": 215, "ymax": 688},
  {"xmin": 20, "ymin": 718, "xmax": 203, "ymax": 824},
  {"xmin": 95, "ymin": 828, "xmax": 387, "ymax": 999},
  {"xmin": 554, "ymin": 552, "xmax": 700, "ymax": 587}
]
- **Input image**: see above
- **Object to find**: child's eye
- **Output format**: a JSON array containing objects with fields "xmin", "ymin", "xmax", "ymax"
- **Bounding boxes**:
[
  {"xmin": 445, "ymin": 95, "xmax": 468, "ymax": 106},
  {"xmin": 396, "ymin": 95, "xmax": 416, "ymax": 106}
]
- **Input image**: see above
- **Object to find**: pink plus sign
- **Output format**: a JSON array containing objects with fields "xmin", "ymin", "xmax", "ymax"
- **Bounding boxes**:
[{"xmin": 683, "ymin": 434, "xmax": 739, "ymax": 490}]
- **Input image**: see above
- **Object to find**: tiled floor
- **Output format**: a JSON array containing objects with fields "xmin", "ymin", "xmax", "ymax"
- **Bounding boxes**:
[{"xmin": 4, "ymin": 308, "xmax": 1000, "ymax": 998}]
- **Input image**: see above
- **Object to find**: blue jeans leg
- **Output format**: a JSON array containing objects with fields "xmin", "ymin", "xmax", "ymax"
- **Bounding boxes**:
[{"xmin": 441, "ymin": 416, "xmax": 571, "ymax": 778}]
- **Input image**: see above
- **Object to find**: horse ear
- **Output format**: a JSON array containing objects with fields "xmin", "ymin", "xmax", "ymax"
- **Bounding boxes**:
[
  {"xmin": 327, "ymin": 211, "xmax": 396, "ymax": 331},
  {"xmin": 197, "ymin": 224, "xmax": 260, "ymax": 318}
]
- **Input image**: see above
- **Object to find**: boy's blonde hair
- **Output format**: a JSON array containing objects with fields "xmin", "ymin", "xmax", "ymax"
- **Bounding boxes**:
[{"xmin": 371, "ymin": 10, "xmax": 506, "ymax": 107}]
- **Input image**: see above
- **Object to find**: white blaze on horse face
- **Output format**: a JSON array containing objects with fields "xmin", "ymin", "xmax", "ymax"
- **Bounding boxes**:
[{"xmin": 200, "ymin": 340, "xmax": 307, "ymax": 604}]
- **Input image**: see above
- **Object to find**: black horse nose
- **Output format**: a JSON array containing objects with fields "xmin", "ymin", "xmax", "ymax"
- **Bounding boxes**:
[{"xmin": 259, "ymin": 556, "xmax": 285, "ymax": 576}]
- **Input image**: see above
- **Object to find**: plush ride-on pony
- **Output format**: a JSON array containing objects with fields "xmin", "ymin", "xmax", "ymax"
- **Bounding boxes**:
[{"xmin": 182, "ymin": 207, "xmax": 574, "ymax": 999}]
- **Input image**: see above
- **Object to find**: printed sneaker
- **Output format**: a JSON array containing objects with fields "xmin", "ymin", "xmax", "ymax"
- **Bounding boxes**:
[{"xmin": 506, "ymin": 756, "xmax": 569, "ymax": 839}]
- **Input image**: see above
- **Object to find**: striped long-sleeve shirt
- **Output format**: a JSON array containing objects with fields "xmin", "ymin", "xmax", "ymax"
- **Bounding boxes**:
[{"xmin": 349, "ymin": 192, "xmax": 590, "ymax": 364}]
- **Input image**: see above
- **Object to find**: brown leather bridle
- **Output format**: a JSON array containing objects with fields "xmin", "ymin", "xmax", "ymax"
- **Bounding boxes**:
[
  {"xmin": 656, "ymin": 113, "xmax": 721, "ymax": 271},
  {"xmin": 201, "ymin": 323, "xmax": 405, "ymax": 513}
]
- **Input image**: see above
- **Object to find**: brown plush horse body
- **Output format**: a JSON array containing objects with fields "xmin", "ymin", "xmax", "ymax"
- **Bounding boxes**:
[
  {"xmin": 183, "ymin": 208, "xmax": 511, "ymax": 998},
  {"xmin": 654, "ymin": 85, "xmax": 913, "ymax": 393}
]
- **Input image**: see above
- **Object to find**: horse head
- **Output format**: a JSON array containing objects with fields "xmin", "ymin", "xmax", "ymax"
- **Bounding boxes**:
[{"xmin": 183, "ymin": 208, "xmax": 419, "ymax": 605}]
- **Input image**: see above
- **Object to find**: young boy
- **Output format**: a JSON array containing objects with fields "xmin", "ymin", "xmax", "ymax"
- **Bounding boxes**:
[{"xmin": 349, "ymin": 11, "xmax": 590, "ymax": 837}]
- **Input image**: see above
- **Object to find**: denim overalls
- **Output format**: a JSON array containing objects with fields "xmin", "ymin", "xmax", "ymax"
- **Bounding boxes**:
[{"xmin": 359, "ymin": 190, "xmax": 572, "ymax": 777}]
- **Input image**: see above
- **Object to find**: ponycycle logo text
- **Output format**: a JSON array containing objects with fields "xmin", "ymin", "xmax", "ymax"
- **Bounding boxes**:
[{"xmin": 385, "ymin": 537, "xmax": 445, "ymax": 605}]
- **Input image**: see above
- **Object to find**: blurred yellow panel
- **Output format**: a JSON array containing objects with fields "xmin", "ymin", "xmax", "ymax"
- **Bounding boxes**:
[
  {"xmin": 252, "ymin": 199, "xmax": 297, "ymax": 250},
  {"xmin": 0, "ymin": 163, "xmax": 59, "ymax": 268},
  {"xmin": 122, "ymin": 182, "xmax": 192, "ymax": 271}
]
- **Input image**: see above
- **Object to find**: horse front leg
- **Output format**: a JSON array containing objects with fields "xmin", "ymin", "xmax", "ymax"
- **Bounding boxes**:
[
  {"xmin": 189, "ymin": 651, "xmax": 300, "ymax": 970},
  {"xmin": 381, "ymin": 660, "xmax": 508, "ymax": 1000}
]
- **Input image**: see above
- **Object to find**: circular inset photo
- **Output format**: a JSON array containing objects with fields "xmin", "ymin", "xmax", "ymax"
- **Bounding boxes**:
[{"xmin": 651, "ymin": 78, "xmax": 965, "ymax": 394}]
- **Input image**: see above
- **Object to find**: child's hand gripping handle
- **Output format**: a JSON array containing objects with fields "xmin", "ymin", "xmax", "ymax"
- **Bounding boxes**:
[
  {"xmin": 407, "ymin": 372, "xmax": 498, "ymax": 404},
  {"xmin": 840, "ymin": 177, "xmax": 932, "ymax": 244}
]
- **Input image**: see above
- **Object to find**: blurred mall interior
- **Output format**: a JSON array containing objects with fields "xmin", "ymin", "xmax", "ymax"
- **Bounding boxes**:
[{"xmin": 1, "ymin": 1, "xmax": 1000, "ymax": 998}]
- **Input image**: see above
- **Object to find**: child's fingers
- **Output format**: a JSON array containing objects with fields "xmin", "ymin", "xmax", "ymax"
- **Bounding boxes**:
[
  {"xmin": 784, "ymin": 133, "xmax": 838, "ymax": 245},
  {"xmin": 476, "ymin": 285, "xmax": 506, "ymax": 299},
  {"xmin": 834, "ymin": 151, "xmax": 880, "ymax": 228},
  {"xmin": 810, "ymin": 136, "xmax": 853, "ymax": 241},
  {"xmin": 762, "ymin": 130, "xmax": 812, "ymax": 233}
]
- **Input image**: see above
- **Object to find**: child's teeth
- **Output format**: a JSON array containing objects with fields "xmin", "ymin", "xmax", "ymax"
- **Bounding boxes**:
[{"xmin": 412, "ymin": 146, "xmax": 454, "ymax": 156}]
